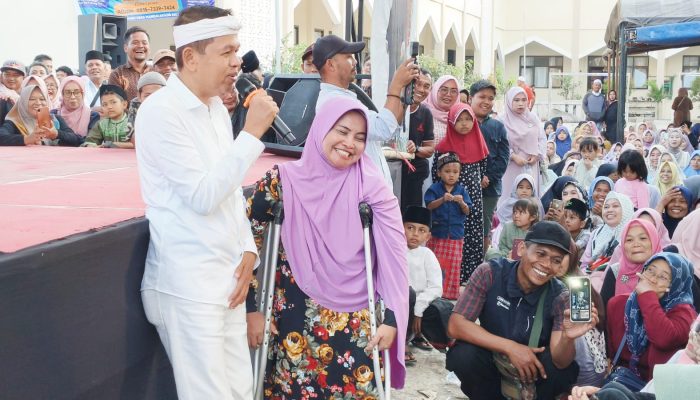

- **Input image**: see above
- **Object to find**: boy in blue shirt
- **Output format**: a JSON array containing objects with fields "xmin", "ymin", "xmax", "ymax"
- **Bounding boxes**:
[{"xmin": 425, "ymin": 152, "xmax": 472, "ymax": 299}]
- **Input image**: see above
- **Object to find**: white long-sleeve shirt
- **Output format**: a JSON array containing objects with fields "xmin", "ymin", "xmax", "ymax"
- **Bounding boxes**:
[
  {"xmin": 316, "ymin": 82, "xmax": 400, "ymax": 187},
  {"xmin": 407, "ymin": 246, "xmax": 443, "ymax": 317},
  {"xmin": 135, "ymin": 73, "xmax": 263, "ymax": 306}
]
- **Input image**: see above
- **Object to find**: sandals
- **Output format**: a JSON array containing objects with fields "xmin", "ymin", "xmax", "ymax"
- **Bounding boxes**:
[
  {"xmin": 405, "ymin": 351, "xmax": 417, "ymax": 365},
  {"xmin": 411, "ymin": 335, "xmax": 434, "ymax": 351}
]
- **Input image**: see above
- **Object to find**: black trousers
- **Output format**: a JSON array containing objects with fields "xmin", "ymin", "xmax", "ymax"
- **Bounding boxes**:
[
  {"xmin": 445, "ymin": 341, "xmax": 579, "ymax": 400},
  {"xmin": 407, "ymin": 287, "xmax": 451, "ymax": 346},
  {"xmin": 401, "ymin": 164, "xmax": 429, "ymax": 212}
]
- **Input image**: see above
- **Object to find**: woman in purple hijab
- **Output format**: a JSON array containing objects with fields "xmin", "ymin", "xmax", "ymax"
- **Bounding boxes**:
[{"xmin": 247, "ymin": 97, "xmax": 409, "ymax": 397}]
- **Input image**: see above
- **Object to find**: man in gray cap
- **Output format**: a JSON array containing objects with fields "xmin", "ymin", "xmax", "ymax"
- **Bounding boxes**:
[
  {"xmin": 313, "ymin": 34, "xmax": 418, "ymax": 186},
  {"xmin": 447, "ymin": 221, "xmax": 596, "ymax": 400},
  {"xmin": 0, "ymin": 60, "xmax": 26, "ymax": 104}
]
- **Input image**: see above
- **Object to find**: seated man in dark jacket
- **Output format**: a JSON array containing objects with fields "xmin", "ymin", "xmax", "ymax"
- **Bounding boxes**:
[
  {"xmin": 446, "ymin": 221, "xmax": 599, "ymax": 400},
  {"xmin": 0, "ymin": 84, "xmax": 82, "ymax": 146}
]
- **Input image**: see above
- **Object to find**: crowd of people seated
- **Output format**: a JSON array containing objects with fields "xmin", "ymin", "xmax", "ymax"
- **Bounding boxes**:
[{"xmin": 3, "ymin": 26, "xmax": 700, "ymax": 400}]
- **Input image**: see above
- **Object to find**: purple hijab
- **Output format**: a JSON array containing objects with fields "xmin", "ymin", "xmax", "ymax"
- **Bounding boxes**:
[{"xmin": 278, "ymin": 97, "xmax": 408, "ymax": 388}]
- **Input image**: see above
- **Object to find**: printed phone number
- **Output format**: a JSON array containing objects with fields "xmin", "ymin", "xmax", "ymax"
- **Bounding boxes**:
[{"xmin": 117, "ymin": 5, "xmax": 178, "ymax": 14}]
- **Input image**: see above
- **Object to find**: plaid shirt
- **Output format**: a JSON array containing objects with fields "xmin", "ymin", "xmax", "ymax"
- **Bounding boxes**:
[
  {"xmin": 453, "ymin": 261, "xmax": 568, "ymax": 332},
  {"xmin": 108, "ymin": 61, "xmax": 148, "ymax": 101}
]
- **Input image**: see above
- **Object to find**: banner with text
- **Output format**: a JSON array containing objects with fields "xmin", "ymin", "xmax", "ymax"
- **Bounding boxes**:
[{"xmin": 77, "ymin": 0, "xmax": 215, "ymax": 20}]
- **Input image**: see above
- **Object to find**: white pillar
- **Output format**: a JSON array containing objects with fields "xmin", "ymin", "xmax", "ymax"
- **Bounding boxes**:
[{"xmin": 479, "ymin": 0, "xmax": 494, "ymax": 77}]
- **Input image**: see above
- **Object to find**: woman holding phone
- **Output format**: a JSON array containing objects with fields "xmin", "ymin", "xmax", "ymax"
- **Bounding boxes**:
[
  {"xmin": 0, "ymin": 84, "xmax": 82, "ymax": 146},
  {"xmin": 605, "ymin": 252, "xmax": 696, "ymax": 386}
]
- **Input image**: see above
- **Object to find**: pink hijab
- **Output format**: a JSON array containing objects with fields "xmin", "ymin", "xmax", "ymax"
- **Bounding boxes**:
[
  {"xmin": 502, "ymin": 86, "xmax": 544, "ymax": 155},
  {"xmin": 57, "ymin": 76, "xmax": 91, "ymax": 136},
  {"xmin": 672, "ymin": 209, "xmax": 700, "ymax": 279},
  {"xmin": 615, "ymin": 219, "xmax": 662, "ymax": 295},
  {"xmin": 278, "ymin": 97, "xmax": 408, "ymax": 388},
  {"xmin": 609, "ymin": 208, "xmax": 671, "ymax": 264},
  {"xmin": 424, "ymin": 75, "xmax": 461, "ymax": 126}
]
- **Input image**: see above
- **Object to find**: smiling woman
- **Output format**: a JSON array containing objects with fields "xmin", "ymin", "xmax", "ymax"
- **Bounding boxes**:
[
  {"xmin": 0, "ymin": 84, "xmax": 82, "ymax": 146},
  {"xmin": 498, "ymin": 86, "xmax": 546, "ymax": 215},
  {"xmin": 246, "ymin": 97, "xmax": 408, "ymax": 397},
  {"xmin": 425, "ymin": 75, "xmax": 461, "ymax": 143}
]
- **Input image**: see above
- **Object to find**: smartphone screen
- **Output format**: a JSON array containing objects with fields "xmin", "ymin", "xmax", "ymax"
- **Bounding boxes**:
[
  {"xmin": 37, "ymin": 106, "xmax": 51, "ymax": 129},
  {"xmin": 551, "ymin": 199, "xmax": 563, "ymax": 211},
  {"xmin": 569, "ymin": 276, "xmax": 591, "ymax": 323}
]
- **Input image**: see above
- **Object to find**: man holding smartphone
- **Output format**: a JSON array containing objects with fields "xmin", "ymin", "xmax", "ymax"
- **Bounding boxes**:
[{"xmin": 446, "ymin": 221, "xmax": 599, "ymax": 400}]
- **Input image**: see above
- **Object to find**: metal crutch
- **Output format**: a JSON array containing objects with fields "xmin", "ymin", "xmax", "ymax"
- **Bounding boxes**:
[
  {"xmin": 359, "ymin": 202, "xmax": 391, "ymax": 400},
  {"xmin": 253, "ymin": 199, "xmax": 284, "ymax": 400}
]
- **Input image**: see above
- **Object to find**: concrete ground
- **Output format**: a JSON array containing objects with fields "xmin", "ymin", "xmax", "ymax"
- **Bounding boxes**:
[{"xmin": 391, "ymin": 346, "xmax": 468, "ymax": 400}]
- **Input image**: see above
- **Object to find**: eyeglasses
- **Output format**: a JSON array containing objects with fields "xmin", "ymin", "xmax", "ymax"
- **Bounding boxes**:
[
  {"xmin": 643, "ymin": 265, "xmax": 671, "ymax": 285},
  {"xmin": 46, "ymin": 84, "xmax": 58, "ymax": 90},
  {"xmin": 438, "ymin": 87, "xmax": 458, "ymax": 96},
  {"xmin": 62, "ymin": 90, "xmax": 82, "ymax": 98}
]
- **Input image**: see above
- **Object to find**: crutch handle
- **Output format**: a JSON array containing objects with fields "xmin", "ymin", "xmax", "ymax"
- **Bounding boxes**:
[
  {"xmin": 359, "ymin": 202, "xmax": 373, "ymax": 228},
  {"xmin": 272, "ymin": 200, "xmax": 284, "ymax": 223}
]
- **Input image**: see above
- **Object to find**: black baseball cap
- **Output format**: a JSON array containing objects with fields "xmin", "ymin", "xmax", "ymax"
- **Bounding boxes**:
[
  {"xmin": 312, "ymin": 35, "xmax": 365, "ymax": 71},
  {"xmin": 470, "ymin": 79, "xmax": 497, "ymax": 96},
  {"xmin": 564, "ymin": 198, "xmax": 588, "ymax": 220},
  {"xmin": 302, "ymin": 44, "xmax": 313, "ymax": 61},
  {"xmin": 524, "ymin": 221, "xmax": 571, "ymax": 254}
]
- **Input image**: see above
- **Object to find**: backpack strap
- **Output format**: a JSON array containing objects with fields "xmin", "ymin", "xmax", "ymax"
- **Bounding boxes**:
[{"xmin": 528, "ymin": 285, "xmax": 549, "ymax": 348}]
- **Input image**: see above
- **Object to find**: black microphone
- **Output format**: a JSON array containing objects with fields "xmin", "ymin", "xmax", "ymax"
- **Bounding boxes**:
[{"xmin": 235, "ymin": 77, "xmax": 297, "ymax": 144}]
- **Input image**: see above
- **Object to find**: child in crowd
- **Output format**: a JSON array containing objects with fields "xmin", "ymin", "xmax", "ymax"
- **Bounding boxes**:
[
  {"xmin": 494, "ymin": 198, "xmax": 539, "ymax": 259},
  {"xmin": 563, "ymin": 198, "xmax": 591, "ymax": 255},
  {"xmin": 403, "ymin": 206, "xmax": 453, "ymax": 358},
  {"xmin": 574, "ymin": 137, "xmax": 601, "ymax": 187},
  {"xmin": 83, "ymin": 84, "xmax": 134, "ymax": 149},
  {"xmin": 615, "ymin": 148, "xmax": 663, "ymax": 209},
  {"xmin": 425, "ymin": 152, "xmax": 472, "ymax": 300}
]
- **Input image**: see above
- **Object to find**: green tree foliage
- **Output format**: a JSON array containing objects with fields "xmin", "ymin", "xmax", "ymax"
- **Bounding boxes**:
[
  {"xmin": 647, "ymin": 80, "xmax": 665, "ymax": 103},
  {"xmin": 280, "ymin": 41, "xmax": 309, "ymax": 73}
]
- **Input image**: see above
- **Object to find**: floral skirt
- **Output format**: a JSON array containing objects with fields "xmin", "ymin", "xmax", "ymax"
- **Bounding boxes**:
[{"xmin": 264, "ymin": 295, "xmax": 382, "ymax": 399}]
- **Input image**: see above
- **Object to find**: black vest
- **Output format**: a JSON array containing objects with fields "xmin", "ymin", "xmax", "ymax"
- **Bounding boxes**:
[{"xmin": 478, "ymin": 258, "xmax": 566, "ymax": 347}]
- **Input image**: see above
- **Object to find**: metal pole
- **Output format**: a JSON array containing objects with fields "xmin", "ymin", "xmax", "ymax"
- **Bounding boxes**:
[
  {"xmin": 274, "ymin": 0, "xmax": 281, "ymax": 74},
  {"xmin": 617, "ymin": 23, "xmax": 627, "ymax": 136},
  {"xmin": 345, "ymin": 0, "xmax": 353, "ymax": 41},
  {"xmin": 357, "ymin": 0, "xmax": 364, "ymax": 71}
]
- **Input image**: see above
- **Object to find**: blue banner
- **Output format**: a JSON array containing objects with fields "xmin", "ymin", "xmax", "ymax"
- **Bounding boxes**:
[{"xmin": 77, "ymin": 0, "xmax": 215, "ymax": 20}]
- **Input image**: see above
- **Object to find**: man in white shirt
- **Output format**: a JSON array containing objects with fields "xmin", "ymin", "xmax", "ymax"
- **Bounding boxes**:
[
  {"xmin": 135, "ymin": 6, "xmax": 278, "ymax": 400},
  {"xmin": 82, "ymin": 50, "xmax": 106, "ymax": 110},
  {"xmin": 313, "ymin": 34, "xmax": 419, "ymax": 186}
]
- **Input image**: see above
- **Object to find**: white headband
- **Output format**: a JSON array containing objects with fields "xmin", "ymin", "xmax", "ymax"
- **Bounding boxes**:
[{"xmin": 173, "ymin": 16, "xmax": 242, "ymax": 49}]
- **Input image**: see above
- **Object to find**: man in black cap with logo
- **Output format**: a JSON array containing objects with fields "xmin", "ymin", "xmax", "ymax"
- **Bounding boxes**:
[
  {"xmin": 313, "ymin": 34, "xmax": 418, "ymax": 187},
  {"xmin": 446, "ymin": 221, "xmax": 597, "ymax": 400}
]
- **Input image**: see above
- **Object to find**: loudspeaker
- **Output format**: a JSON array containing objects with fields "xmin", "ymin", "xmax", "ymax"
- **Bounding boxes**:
[
  {"xmin": 78, "ymin": 14, "xmax": 127, "ymax": 71},
  {"xmin": 262, "ymin": 74, "xmax": 377, "ymax": 148}
]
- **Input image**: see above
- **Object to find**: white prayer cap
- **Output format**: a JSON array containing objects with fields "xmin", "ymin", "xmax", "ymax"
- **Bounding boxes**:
[
  {"xmin": 517, "ymin": 76, "xmax": 526, "ymax": 82},
  {"xmin": 173, "ymin": 16, "xmax": 242, "ymax": 49}
]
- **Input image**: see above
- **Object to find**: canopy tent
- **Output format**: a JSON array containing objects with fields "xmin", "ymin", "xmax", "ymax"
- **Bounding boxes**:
[{"xmin": 605, "ymin": 0, "xmax": 700, "ymax": 132}]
